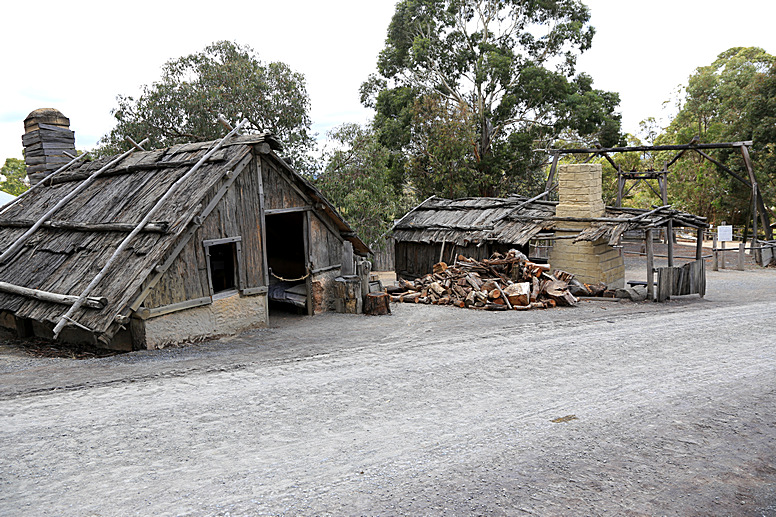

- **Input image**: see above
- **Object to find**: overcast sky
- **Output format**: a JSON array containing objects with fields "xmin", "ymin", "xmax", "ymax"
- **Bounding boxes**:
[{"xmin": 1, "ymin": 0, "xmax": 774, "ymax": 162}]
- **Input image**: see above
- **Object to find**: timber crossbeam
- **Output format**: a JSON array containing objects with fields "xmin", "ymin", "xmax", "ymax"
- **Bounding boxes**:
[
  {"xmin": 0, "ymin": 281, "xmax": 107, "ymax": 309},
  {"xmin": 0, "ymin": 220, "xmax": 169, "ymax": 233}
]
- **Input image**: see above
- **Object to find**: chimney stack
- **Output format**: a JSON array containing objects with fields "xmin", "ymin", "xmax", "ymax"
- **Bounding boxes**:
[
  {"xmin": 549, "ymin": 163, "xmax": 625, "ymax": 287},
  {"xmin": 22, "ymin": 108, "xmax": 76, "ymax": 185}
]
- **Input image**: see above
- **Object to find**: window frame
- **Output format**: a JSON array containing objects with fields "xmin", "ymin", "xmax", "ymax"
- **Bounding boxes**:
[{"xmin": 203, "ymin": 236, "xmax": 243, "ymax": 298}]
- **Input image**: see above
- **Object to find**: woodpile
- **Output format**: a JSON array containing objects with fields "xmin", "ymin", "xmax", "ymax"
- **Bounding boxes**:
[{"xmin": 387, "ymin": 250, "xmax": 578, "ymax": 310}]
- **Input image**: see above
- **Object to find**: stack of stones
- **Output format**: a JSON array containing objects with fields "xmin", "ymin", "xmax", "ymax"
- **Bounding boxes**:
[
  {"xmin": 549, "ymin": 163, "xmax": 625, "ymax": 288},
  {"xmin": 22, "ymin": 108, "xmax": 76, "ymax": 186}
]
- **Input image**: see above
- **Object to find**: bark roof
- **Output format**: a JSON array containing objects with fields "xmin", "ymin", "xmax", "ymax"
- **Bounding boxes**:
[
  {"xmin": 393, "ymin": 195, "xmax": 709, "ymax": 247},
  {"xmin": 0, "ymin": 133, "xmax": 366, "ymax": 335}
]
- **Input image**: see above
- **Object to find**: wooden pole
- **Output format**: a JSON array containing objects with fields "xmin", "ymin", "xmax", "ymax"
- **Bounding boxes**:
[
  {"xmin": 645, "ymin": 229, "xmax": 654, "ymax": 301},
  {"xmin": 0, "ymin": 141, "xmax": 148, "ymax": 265},
  {"xmin": 52, "ymin": 123, "xmax": 246, "ymax": 338},
  {"xmin": 545, "ymin": 153, "xmax": 560, "ymax": 192},
  {"xmin": 0, "ymin": 151, "xmax": 90, "ymax": 218},
  {"xmin": 696, "ymin": 227, "xmax": 704, "ymax": 261},
  {"xmin": 0, "ymin": 281, "xmax": 106, "ymax": 309},
  {"xmin": 738, "ymin": 241, "xmax": 746, "ymax": 271},
  {"xmin": 0, "ymin": 220, "xmax": 167, "ymax": 233},
  {"xmin": 720, "ymin": 240, "xmax": 726, "ymax": 269},
  {"xmin": 713, "ymin": 234, "xmax": 719, "ymax": 271},
  {"xmin": 660, "ymin": 175, "xmax": 674, "ymax": 267},
  {"xmin": 740, "ymin": 148, "xmax": 759, "ymax": 265},
  {"xmin": 740, "ymin": 145, "xmax": 772, "ymax": 241},
  {"xmin": 552, "ymin": 140, "xmax": 753, "ymax": 155}
]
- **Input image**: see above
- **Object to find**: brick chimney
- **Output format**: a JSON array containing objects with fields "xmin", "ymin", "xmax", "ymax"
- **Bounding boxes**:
[
  {"xmin": 550, "ymin": 163, "xmax": 625, "ymax": 287},
  {"xmin": 22, "ymin": 108, "xmax": 76, "ymax": 186}
]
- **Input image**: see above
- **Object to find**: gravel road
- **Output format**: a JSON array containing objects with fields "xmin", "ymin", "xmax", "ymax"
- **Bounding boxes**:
[{"xmin": 1, "ymin": 259, "xmax": 775, "ymax": 516}]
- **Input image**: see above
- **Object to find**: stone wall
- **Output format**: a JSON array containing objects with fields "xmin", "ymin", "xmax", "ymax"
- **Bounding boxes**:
[{"xmin": 550, "ymin": 163, "xmax": 625, "ymax": 287}]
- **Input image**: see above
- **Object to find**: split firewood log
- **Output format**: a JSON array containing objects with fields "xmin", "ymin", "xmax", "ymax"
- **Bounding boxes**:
[
  {"xmin": 504, "ymin": 282, "xmax": 530, "ymax": 306},
  {"xmin": 485, "ymin": 303, "xmax": 509, "ymax": 311},
  {"xmin": 398, "ymin": 279, "xmax": 417, "ymax": 291},
  {"xmin": 585, "ymin": 283, "xmax": 608, "ymax": 297},
  {"xmin": 530, "ymin": 276, "xmax": 540, "ymax": 302},
  {"xmin": 401, "ymin": 292, "xmax": 421, "ymax": 303},
  {"xmin": 433, "ymin": 262, "xmax": 448, "ymax": 274},
  {"xmin": 481, "ymin": 280, "xmax": 499, "ymax": 292},
  {"xmin": 567, "ymin": 278, "xmax": 590, "ymax": 297},
  {"xmin": 543, "ymin": 280, "xmax": 578, "ymax": 306},
  {"xmin": 428, "ymin": 282, "xmax": 445, "ymax": 296}
]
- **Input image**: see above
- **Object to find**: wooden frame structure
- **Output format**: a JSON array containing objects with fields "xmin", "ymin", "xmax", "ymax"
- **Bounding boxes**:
[
  {"xmin": 545, "ymin": 139, "xmax": 773, "ymax": 264},
  {"xmin": 0, "ymin": 125, "xmax": 369, "ymax": 349}
]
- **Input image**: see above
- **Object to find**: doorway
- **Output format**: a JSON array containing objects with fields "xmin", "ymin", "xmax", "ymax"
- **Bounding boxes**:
[{"xmin": 265, "ymin": 211, "xmax": 309, "ymax": 313}]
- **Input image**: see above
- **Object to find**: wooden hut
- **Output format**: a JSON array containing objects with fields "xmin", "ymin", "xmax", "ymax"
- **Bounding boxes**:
[
  {"xmin": 393, "ymin": 194, "xmax": 709, "ymax": 302},
  {"xmin": 392, "ymin": 196, "xmax": 556, "ymax": 280},
  {"xmin": 0, "ymin": 131, "xmax": 368, "ymax": 350}
]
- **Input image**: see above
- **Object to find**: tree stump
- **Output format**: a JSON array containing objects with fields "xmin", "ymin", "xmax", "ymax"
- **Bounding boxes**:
[{"xmin": 364, "ymin": 292, "xmax": 391, "ymax": 316}]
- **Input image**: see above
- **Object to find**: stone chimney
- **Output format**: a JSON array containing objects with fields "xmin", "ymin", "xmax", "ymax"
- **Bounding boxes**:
[
  {"xmin": 550, "ymin": 163, "xmax": 625, "ymax": 287},
  {"xmin": 22, "ymin": 108, "xmax": 77, "ymax": 186}
]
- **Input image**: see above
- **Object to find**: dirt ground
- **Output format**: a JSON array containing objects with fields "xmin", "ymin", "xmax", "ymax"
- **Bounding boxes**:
[{"xmin": 1, "ymin": 247, "xmax": 775, "ymax": 516}]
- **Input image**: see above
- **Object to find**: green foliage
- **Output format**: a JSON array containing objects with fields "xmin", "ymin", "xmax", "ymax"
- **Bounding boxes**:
[
  {"xmin": 315, "ymin": 124, "xmax": 415, "ymax": 247},
  {"xmin": 99, "ymin": 41, "xmax": 315, "ymax": 172},
  {"xmin": 364, "ymin": 0, "xmax": 621, "ymax": 198},
  {"xmin": 0, "ymin": 158, "xmax": 29, "ymax": 196},
  {"xmin": 406, "ymin": 94, "xmax": 478, "ymax": 198},
  {"xmin": 661, "ymin": 47, "xmax": 776, "ymax": 223}
]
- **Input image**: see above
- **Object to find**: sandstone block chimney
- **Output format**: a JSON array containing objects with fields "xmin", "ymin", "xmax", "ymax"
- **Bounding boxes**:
[
  {"xmin": 22, "ymin": 108, "xmax": 76, "ymax": 185},
  {"xmin": 550, "ymin": 163, "xmax": 625, "ymax": 287}
]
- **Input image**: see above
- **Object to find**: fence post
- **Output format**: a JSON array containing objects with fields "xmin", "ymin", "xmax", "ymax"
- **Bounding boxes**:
[
  {"xmin": 738, "ymin": 241, "xmax": 745, "ymax": 271},
  {"xmin": 712, "ymin": 234, "xmax": 718, "ymax": 271}
]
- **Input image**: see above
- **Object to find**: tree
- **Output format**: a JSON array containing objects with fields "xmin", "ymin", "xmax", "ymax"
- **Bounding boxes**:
[
  {"xmin": 315, "ymin": 124, "xmax": 414, "ymax": 249},
  {"xmin": 363, "ymin": 0, "xmax": 621, "ymax": 198},
  {"xmin": 99, "ymin": 41, "xmax": 315, "ymax": 172},
  {"xmin": 0, "ymin": 158, "xmax": 28, "ymax": 196},
  {"xmin": 660, "ymin": 47, "xmax": 776, "ymax": 224}
]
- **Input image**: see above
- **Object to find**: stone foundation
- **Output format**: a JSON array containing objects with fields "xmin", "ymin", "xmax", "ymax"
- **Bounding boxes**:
[
  {"xmin": 550, "ymin": 163, "xmax": 624, "ymax": 288},
  {"xmin": 143, "ymin": 293, "xmax": 268, "ymax": 349}
]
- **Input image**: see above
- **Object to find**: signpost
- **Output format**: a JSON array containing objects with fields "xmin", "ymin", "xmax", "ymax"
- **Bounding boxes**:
[{"xmin": 714, "ymin": 224, "xmax": 733, "ymax": 270}]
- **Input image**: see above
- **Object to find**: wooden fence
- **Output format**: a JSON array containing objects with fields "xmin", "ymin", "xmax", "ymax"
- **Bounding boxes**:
[
  {"xmin": 655, "ymin": 259, "xmax": 706, "ymax": 302},
  {"xmin": 370, "ymin": 237, "xmax": 395, "ymax": 272}
]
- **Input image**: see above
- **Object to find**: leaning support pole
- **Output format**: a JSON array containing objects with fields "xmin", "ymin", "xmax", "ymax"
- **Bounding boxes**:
[
  {"xmin": 0, "ymin": 281, "xmax": 107, "ymax": 309},
  {"xmin": 0, "ymin": 151, "xmax": 89, "ymax": 217},
  {"xmin": 52, "ymin": 120, "xmax": 248, "ymax": 339},
  {"xmin": 0, "ymin": 141, "xmax": 148, "ymax": 265},
  {"xmin": 545, "ymin": 153, "xmax": 560, "ymax": 192}
]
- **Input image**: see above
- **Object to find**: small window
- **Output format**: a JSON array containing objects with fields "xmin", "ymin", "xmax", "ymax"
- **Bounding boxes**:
[{"xmin": 204, "ymin": 237, "xmax": 242, "ymax": 296}]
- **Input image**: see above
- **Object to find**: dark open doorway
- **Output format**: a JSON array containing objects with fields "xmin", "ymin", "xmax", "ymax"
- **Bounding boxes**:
[{"xmin": 265, "ymin": 211, "xmax": 308, "ymax": 313}]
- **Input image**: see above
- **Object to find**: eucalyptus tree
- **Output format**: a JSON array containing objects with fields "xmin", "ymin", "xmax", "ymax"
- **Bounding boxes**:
[
  {"xmin": 362, "ymin": 0, "xmax": 621, "ymax": 197},
  {"xmin": 315, "ymin": 123, "xmax": 414, "ymax": 247},
  {"xmin": 660, "ymin": 47, "xmax": 776, "ymax": 223},
  {"xmin": 100, "ymin": 41, "xmax": 315, "ymax": 172}
]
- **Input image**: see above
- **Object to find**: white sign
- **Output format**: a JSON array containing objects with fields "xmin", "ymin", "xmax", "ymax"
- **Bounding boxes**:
[{"xmin": 717, "ymin": 225, "xmax": 733, "ymax": 242}]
